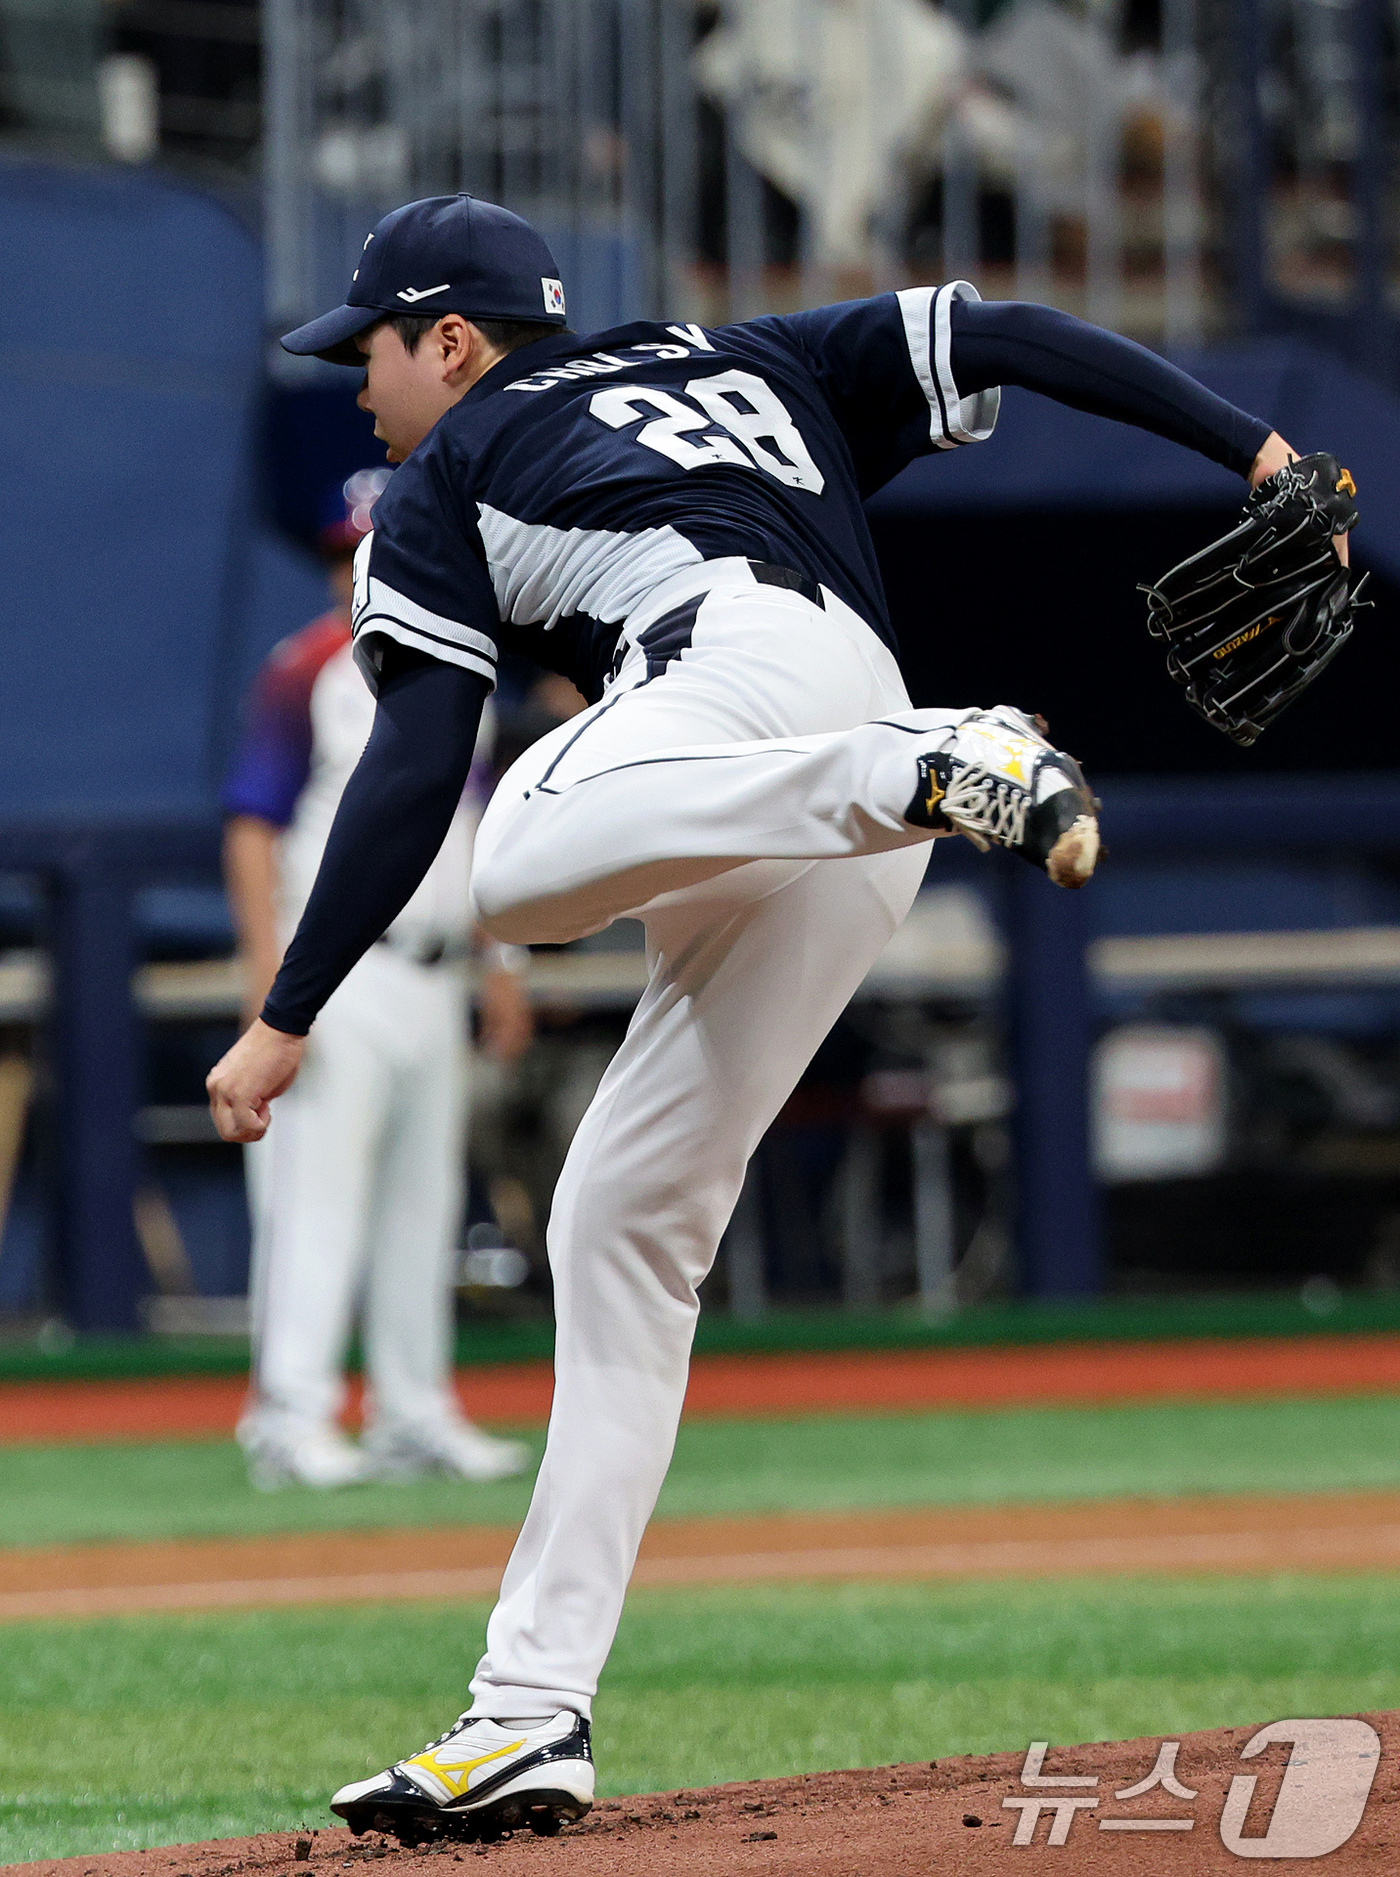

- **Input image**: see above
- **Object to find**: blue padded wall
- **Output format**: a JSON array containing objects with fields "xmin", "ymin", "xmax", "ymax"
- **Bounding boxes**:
[{"xmin": 0, "ymin": 158, "xmax": 263, "ymax": 814}]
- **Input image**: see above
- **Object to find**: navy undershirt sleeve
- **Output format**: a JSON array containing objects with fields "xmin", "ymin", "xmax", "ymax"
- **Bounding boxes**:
[
  {"xmin": 260, "ymin": 645, "xmax": 490, "ymax": 1037},
  {"xmin": 948, "ymin": 298, "xmax": 1272, "ymax": 477}
]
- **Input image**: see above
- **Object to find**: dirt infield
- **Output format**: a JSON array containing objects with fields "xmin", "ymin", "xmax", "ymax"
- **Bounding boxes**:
[
  {"xmin": 10, "ymin": 1714, "xmax": 1397, "ymax": 1875},
  {"xmin": 5, "ymin": 1491, "xmax": 1400, "ymax": 1620},
  {"xmin": 6, "ymin": 1333, "xmax": 1400, "ymax": 1445}
]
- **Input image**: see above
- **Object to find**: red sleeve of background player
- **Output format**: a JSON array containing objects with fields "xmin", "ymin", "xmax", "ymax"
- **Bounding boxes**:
[{"xmin": 221, "ymin": 612, "xmax": 352, "ymax": 827}]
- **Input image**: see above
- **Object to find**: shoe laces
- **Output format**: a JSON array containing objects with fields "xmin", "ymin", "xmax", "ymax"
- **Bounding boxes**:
[
  {"xmin": 941, "ymin": 762, "xmax": 1031, "ymax": 852},
  {"xmin": 415, "ymin": 1712, "xmax": 477, "ymax": 1755}
]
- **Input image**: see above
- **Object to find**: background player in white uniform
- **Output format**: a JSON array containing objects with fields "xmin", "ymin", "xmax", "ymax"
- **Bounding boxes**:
[
  {"xmin": 206, "ymin": 195, "xmax": 1333, "ymax": 1837},
  {"xmin": 223, "ymin": 472, "xmax": 533, "ymax": 1489}
]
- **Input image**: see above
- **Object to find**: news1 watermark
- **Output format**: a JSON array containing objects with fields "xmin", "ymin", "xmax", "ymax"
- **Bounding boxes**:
[{"xmin": 999, "ymin": 1719, "xmax": 1380, "ymax": 1856}]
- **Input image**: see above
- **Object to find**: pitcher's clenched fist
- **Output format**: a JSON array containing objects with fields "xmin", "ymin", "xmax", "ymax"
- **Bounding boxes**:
[{"xmin": 206, "ymin": 1019, "xmax": 306, "ymax": 1142}]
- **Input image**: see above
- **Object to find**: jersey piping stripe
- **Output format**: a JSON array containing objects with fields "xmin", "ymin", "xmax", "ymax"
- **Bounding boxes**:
[
  {"xmin": 352, "ymin": 613, "xmax": 498, "ymax": 689},
  {"xmin": 895, "ymin": 287, "xmax": 944, "ymax": 445},
  {"xmin": 531, "ymin": 592, "xmax": 710, "ymax": 794},
  {"xmin": 897, "ymin": 284, "xmax": 1001, "ymax": 450},
  {"xmin": 535, "ymin": 691, "xmax": 935, "ymax": 797},
  {"xmin": 532, "ymin": 675, "xmax": 650, "ymax": 793},
  {"xmin": 533, "ymin": 740, "xmax": 824, "ymax": 795},
  {"xmin": 933, "ymin": 282, "xmax": 1001, "ymax": 446},
  {"xmin": 356, "ymin": 575, "xmax": 500, "ymax": 665},
  {"xmin": 352, "ymin": 610, "xmax": 496, "ymax": 664}
]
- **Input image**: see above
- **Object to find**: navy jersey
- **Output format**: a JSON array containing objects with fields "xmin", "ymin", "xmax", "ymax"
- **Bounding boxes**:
[{"xmin": 351, "ymin": 281, "xmax": 999, "ymax": 704}]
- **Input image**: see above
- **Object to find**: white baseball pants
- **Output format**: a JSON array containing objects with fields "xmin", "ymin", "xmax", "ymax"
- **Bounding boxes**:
[
  {"xmin": 466, "ymin": 560, "xmax": 972, "ymax": 1721},
  {"xmin": 243, "ymin": 944, "xmax": 470, "ymax": 1446}
]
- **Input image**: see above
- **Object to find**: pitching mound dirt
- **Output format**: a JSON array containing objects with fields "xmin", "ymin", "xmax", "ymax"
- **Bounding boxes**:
[{"xmin": 12, "ymin": 1713, "xmax": 1398, "ymax": 1876}]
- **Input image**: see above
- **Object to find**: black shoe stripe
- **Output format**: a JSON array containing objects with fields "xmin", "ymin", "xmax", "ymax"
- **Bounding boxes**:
[
  {"xmin": 441, "ymin": 1724, "xmax": 593, "ymax": 1811},
  {"xmin": 368, "ymin": 1719, "xmax": 592, "ymax": 1817}
]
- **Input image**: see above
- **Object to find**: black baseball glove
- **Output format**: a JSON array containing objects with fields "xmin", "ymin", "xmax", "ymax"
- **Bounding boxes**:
[{"xmin": 1142, "ymin": 452, "xmax": 1365, "ymax": 746}]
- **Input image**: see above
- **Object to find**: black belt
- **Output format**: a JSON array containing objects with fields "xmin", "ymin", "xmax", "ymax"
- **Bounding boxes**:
[{"xmin": 747, "ymin": 560, "xmax": 826, "ymax": 609}]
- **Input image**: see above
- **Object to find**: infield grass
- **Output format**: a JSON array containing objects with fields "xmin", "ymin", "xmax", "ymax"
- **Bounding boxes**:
[
  {"xmin": 7, "ymin": 1393, "xmax": 1400, "ymax": 1547},
  {"xmin": 2, "ymin": 1574, "xmax": 1400, "ymax": 1863}
]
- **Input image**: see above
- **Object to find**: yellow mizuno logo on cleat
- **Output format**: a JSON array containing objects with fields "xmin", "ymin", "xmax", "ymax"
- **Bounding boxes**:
[
  {"xmin": 404, "ymin": 1738, "xmax": 525, "ymax": 1798},
  {"xmin": 925, "ymin": 776, "xmax": 945, "ymax": 817},
  {"xmin": 976, "ymin": 730, "xmax": 1034, "ymax": 782}
]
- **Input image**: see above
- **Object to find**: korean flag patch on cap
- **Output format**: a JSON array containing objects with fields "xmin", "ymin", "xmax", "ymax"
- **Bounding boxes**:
[{"xmin": 542, "ymin": 276, "xmax": 566, "ymax": 316}]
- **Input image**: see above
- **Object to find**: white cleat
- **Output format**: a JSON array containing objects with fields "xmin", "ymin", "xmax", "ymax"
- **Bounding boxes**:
[
  {"xmin": 331, "ymin": 1710, "xmax": 594, "ymax": 1844},
  {"xmin": 903, "ymin": 706, "xmax": 1101, "ymax": 889},
  {"xmin": 363, "ymin": 1419, "xmax": 531, "ymax": 1482},
  {"xmin": 240, "ymin": 1424, "xmax": 369, "ymax": 1492}
]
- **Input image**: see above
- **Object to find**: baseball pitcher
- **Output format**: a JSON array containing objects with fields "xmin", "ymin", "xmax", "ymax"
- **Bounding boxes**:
[{"xmin": 206, "ymin": 193, "xmax": 1359, "ymax": 1842}]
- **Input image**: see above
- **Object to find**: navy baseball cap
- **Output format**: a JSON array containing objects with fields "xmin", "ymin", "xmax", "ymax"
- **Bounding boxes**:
[{"xmin": 281, "ymin": 194, "xmax": 568, "ymax": 365}]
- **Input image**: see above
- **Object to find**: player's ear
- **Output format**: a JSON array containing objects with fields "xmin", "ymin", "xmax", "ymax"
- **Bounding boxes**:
[{"xmin": 436, "ymin": 313, "xmax": 476, "ymax": 379}]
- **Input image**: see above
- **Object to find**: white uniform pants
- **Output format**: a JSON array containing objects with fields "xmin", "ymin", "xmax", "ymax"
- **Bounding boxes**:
[
  {"xmin": 244, "ymin": 944, "xmax": 470, "ymax": 1444},
  {"xmin": 466, "ymin": 561, "xmax": 970, "ymax": 1720}
]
